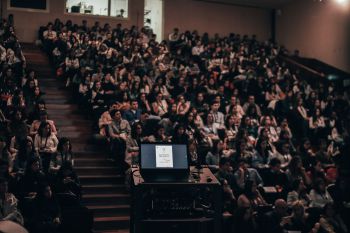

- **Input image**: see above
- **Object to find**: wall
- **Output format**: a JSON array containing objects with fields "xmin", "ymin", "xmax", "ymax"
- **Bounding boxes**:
[
  {"xmin": 3, "ymin": 0, "xmax": 272, "ymax": 43},
  {"xmin": 276, "ymin": 0, "xmax": 350, "ymax": 73},
  {"xmin": 163, "ymin": 0, "xmax": 272, "ymax": 41},
  {"xmin": 2, "ymin": 0, "xmax": 144, "ymax": 43}
]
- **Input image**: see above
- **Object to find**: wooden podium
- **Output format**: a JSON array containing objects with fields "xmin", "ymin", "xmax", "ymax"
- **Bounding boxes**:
[{"xmin": 130, "ymin": 166, "xmax": 222, "ymax": 233}]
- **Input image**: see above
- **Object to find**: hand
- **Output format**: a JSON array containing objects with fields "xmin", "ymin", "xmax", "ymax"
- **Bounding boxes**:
[{"xmin": 53, "ymin": 217, "xmax": 60, "ymax": 225}]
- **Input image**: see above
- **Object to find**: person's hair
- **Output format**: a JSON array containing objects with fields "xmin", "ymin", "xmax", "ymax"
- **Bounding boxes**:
[
  {"xmin": 58, "ymin": 137, "xmax": 72, "ymax": 153},
  {"xmin": 110, "ymin": 109, "xmax": 121, "ymax": 118},
  {"xmin": 288, "ymin": 156, "xmax": 302, "ymax": 176},
  {"xmin": 322, "ymin": 202, "xmax": 334, "ymax": 216},
  {"xmin": 243, "ymin": 180, "xmax": 255, "ymax": 199},
  {"xmin": 131, "ymin": 122, "xmax": 143, "ymax": 138},
  {"xmin": 313, "ymin": 178, "xmax": 326, "ymax": 194},
  {"xmin": 269, "ymin": 157, "xmax": 281, "ymax": 167},
  {"xmin": 291, "ymin": 200, "xmax": 305, "ymax": 215},
  {"xmin": 0, "ymin": 177, "xmax": 8, "ymax": 185},
  {"xmin": 219, "ymin": 157, "xmax": 230, "ymax": 166},
  {"xmin": 38, "ymin": 121, "xmax": 51, "ymax": 137},
  {"xmin": 26, "ymin": 156, "xmax": 40, "ymax": 173},
  {"xmin": 291, "ymin": 178, "xmax": 303, "ymax": 192}
]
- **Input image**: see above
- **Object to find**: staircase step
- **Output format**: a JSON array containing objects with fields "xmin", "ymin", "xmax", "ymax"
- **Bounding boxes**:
[
  {"xmin": 94, "ymin": 230, "xmax": 129, "ymax": 233},
  {"xmin": 88, "ymin": 204, "xmax": 130, "ymax": 217},
  {"xmin": 83, "ymin": 184, "xmax": 127, "ymax": 194},
  {"xmin": 76, "ymin": 166, "xmax": 119, "ymax": 175},
  {"xmin": 83, "ymin": 193, "xmax": 130, "ymax": 205},
  {"xmin": 94, "ymin": 216, "xmax": 130, "ymax": 231},
  {"xmin": 80, "ymin": 174, "xmax": 125, "ymax": 185},
  {"xmin": 24, "ymin": 44, "xmax": 129, "ymax": 233},
  {"xmin": 46, "ymin": 103, "xmax": 78, "ymax": 110},
  {"xmin": 75, "ymin": 158, "xmax": 112, "ymax": 167}
]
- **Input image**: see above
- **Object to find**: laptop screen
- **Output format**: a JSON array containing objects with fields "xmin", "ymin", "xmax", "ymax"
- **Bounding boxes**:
[{"xmin": 140, "ymin": 143, "xmax": 188, "ymax": 170}]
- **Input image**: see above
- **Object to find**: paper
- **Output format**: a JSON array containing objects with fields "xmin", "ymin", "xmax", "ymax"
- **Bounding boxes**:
[{"xmin": 155, "ymin": 145, "xmax": 173, "ymax": 168}]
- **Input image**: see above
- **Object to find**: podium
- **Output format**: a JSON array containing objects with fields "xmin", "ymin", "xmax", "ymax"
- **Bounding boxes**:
[{"xmin": 130, "ymin": 166, "xmax": 222, "ymax": 233}]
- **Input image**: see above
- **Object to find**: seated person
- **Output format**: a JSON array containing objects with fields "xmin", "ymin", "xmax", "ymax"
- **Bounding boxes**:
[
  {"xmin": 54, "ymin": 161, "xmax": 81, "ymax": 199},
  {"xmin": 232, "ymin": 207, "xmax": 259, "ymax": 233},
  {"xmin": 49, "ymin": 138, "xmax": 74, "ymax": 174},
  {"xmin": 123, "ymin": 99, "xmax": 141, "ymax": 124},
  {"xmin": 0, "ymin": 177, "xmax": 23, "ymax": 225},
  {"xmin": 19, "ymin": 157, "xmax": 46, "ymax": 200},
  {"xmin": 107, "ymin": 109, "xmax": 131, "ymax": 162},
  {"xmin": 263, "ymin": 199, "xmax": 288, "ymax": 233},
  {"xmin": 234, "ymin": 158, "xmax": 264, "ymax": 193},
  {"xmin": 215, "ymin": 157, "xmax": 236, "ymax": 213},
  {"xmin": 280, "ymin": 200, "xmax": 319, "ymax": 233},
  {"xmin": 319, "ymin": 203, "xmax": 348, "ymax": 233},
  {"xmin": 30, "ymin": 110, "xmax": 57, "ymax": 136},
  {"xmin": 206, "ymin": 140, "xmax": 225, "ymax": 171},
  {"xmin": 237, "ymin": 180, "xmax": 267, "ymax": 209},
  {"xmin": 309, "ymin": 178, "xmax": 333, "ymax": 208},
  {"xmin": 147, "ymin": 124, "xmax": 171, "ymax": 143},
  {"xmin": 287, "ymin": 178, "xmax": 311, "ymax": 207},
  {"xmin": 33, "ymin": 185, "xmax": 61, "ymax": 233},
  {"xmin": 262, "ymin": 158, "xmax": 288, "ymax": 193}
]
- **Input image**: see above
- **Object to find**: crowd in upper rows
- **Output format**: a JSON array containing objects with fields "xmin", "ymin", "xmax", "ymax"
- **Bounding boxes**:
[
  {"xmin": 0, "ymin": 16, "xmax": 81, "ymax": 233},
  {"xmin": 38, "ymin": 18, "xmax": 350, "ymax": 233}
]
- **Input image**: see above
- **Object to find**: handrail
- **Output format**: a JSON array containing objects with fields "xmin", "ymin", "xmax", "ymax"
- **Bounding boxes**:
[{"xmin": 279, "ymin": 55, "xmax": 326, "ymax": 78}]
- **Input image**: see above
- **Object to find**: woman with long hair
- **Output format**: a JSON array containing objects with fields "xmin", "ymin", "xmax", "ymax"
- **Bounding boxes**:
[
  {"xmin": 34, "ymin": 122, "xmax": 58, "ymax": 174},
  {"xmin": 49, "ymin": 137, "xmax": 74, "ymax": 174}
]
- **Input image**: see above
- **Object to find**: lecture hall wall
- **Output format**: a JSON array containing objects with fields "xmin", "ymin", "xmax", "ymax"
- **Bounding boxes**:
[
  {"xmin": 276, "ymin": 0, "xmax": 350, "ymax": 73},
  {"xmin": 1, "ymin": 0, "xmax": 271, "ymax": 43}
]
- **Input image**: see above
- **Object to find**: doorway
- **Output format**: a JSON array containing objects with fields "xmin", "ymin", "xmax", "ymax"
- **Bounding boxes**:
[{"xmin": 144, "ymin": 0, "xmax": 163, "ymax": 41}]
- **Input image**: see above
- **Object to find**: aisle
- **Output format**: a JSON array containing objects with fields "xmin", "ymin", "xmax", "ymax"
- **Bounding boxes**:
[{"xmin": 22, "ymin": 43, "xmax": 130, "ymax": 233}]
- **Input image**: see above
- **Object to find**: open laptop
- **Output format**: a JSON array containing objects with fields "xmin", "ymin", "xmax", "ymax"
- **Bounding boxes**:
[{"xmin": 140, "ymin": 143, "xmax": 189, "ymax": 182}]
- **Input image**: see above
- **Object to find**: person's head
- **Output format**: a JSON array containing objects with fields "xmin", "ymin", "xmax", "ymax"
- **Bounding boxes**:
[
  {"xmin": 248, "ymin": 95, "xmax": 255, "ymax": 104},
  {"xmin": 262, "ymin": 115, "xmax": 271, "ymax": 126},
  {"xmin": 34, "ymin": 86, "xmax": 41, "ymax": 96},
  {"xmin": 38, "ymin": 122, "xmax": 51, "ymax": 137},
  {"xmin": 292, "ymin": 201, "xmax": 305, "ymax": 219},
  {"xmin": 131, "ymin": 122, "xmax": 143, "ymax": 138},
  {"xmin": 244, "ymin": 180, "xmax": 257, "ymax": 197},
  {"xmin": 219, "ymin": 157, "xmax": 231, "ymax": 172},
  {"xmin": 269, "ymin": 158, "xmax": 282, "ymax": 172},
  {"xmin": 238, "ymin": 158, "xmax": 249, "ymax": 170},
  {"xmin": 303, "ymin": 138, "xmax": 311, "ymax": 150},
  {"xmin": 175, "ymin": 124, "xmax": 185, "ymax": 136},
  {"xmin": 196, "ymin": 92, "xmax": 204, "ymax": 102},
  {"xmin": 280, "ymin": 142, "xmax": 290, "ymax": 155},
  {"xmin": 39, "ymin": 110, "xmax": 48, "ymax": 122},
  {"xmin": 0, "ymin": 137, "xmax": 6, "ymax": 151},
  {"xmin": 206, "ymin": 113, "xmax": 214, "ymax": 124},
  {"xmin": 13, "ymin": 109, "xmax": 22, "ymax": 121},
  {"xmin": 291, "ymin": 178, "xmax": 306, "ymax": 193},
  {"xmin": 0, "ymin": 178, "xmax": 8, "ymax": 195},
  {"xmin": 111, "ymin": 109, "xmax": 122, "ymax": 122},
  {"xmin": 58, "ymin": 137, "xmax": 72, "ymax": 153},
  {"xmin": 155, "ymin": 124, "xmax": 165, "ymax": 137},
  {"xmin": 289, "ymin": 156, "xmax": 303, "ymax": 172},
  {"xmin": 314, "ymin": 178, "xmax": 326, "ymax": 193},
  {"xmin": 211, "ymin": 101, "xmax": 220, "ymax": 112},
  {"xmin": 274, "ymin": 199, "xmax": 288, "ymax": 217},
  {"xmin": 28, "ymin": 157, "xmax": 41, "ymax": 173},
  {"xmin": 156, "ymin": 92, "xmax": 163, "ymax": 101},
  {"xmin": 311, "ymin": 159, "xmax": 322, "ymax": 172},
  {"xmin": 38, "ymin": 184, "xmax": 52, "ymax": 199},
  {"xmin": 130, "ymin": 99, "xmax": 139, "ymax": 110}
]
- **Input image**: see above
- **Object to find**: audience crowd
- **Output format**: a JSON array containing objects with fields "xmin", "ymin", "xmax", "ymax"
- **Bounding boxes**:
[
  {"xmin": 38, "ymin": 18, "xmax": 350, "ymax": 233},
  {"xmin": 0, "ymin": 16, "xmax": 81, "ymax": 233},
  {"xmin": 0, "ymin": 15, "xmax": 347, "ymax": 233}
]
